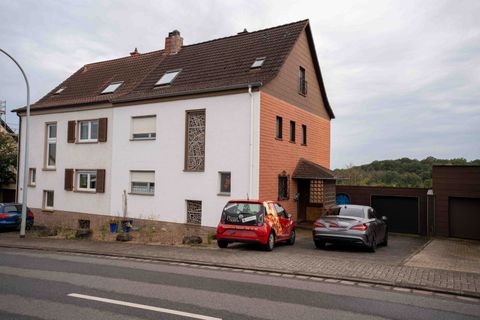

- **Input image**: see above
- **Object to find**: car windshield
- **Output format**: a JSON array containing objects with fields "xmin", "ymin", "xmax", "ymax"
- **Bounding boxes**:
[
  {"xmin": 222, "ymin": 202, "xmax": 265, "ymax": 225},
  {"xmin": 328, "ymin": 206, "xmax": 365, "ymax": 218}
]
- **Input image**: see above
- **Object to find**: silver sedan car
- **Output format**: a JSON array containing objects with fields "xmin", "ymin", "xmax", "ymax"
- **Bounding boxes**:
[{"xmin": 312, "ymin": 205, "xmax": 388, "ymax": 252}]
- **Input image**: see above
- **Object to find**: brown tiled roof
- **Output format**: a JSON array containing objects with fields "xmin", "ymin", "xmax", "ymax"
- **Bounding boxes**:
[
  {"xmin": 29, "ymin": 50, "xmax": 166, "ymax": 110},
  {"xmin": 115, "ymin": 20, "xmax": 308, "ymax": 104},
  {"xmin": 293, "ymin": 158, "xmax": 336, "ymax": 180},
  {"xmin": 17, "ymin": 19, "xmax": 332, "ymax": 117}
]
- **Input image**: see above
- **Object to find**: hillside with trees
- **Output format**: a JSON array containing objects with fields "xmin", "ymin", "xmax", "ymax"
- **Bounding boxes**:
[{"xmin": 334, "ymin": 157, "xmax": 480, "ymax": 188}]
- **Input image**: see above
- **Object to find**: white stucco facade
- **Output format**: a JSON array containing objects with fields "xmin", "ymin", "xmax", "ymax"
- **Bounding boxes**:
[
  {"xmin": 17, "ymin": 106, "xmax": 114, "ymax": 215},
  {"xmin": 17, "ymin": 91, "xmax": 261, "ymax": 227}
]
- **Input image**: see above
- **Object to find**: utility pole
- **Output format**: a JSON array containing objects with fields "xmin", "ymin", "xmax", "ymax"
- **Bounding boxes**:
[{"xmin": 0, "ymin": 49, "xmax": 30, "ymax": 238}]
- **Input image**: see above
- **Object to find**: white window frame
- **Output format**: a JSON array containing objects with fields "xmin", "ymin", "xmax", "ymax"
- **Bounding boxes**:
[
  {"xmin": 43, "ymin": 190, "xmax": 54, "ymax": 210},
  {"xmin": 78, "ymin": 119, "xmax": 99, "ymax": 143},
  {"xmin": 29, "ymin": 168, "xmax": 36, "ymax": 186},
  {"xmin": 76, "ymin": 170, "xmax": 97, "ymax": 192},
  {"xmin": 46, "ymin": 123, "xmax": 57, "ymax": 169},
  {"xmin": 130, "ymin": 171, "xmax": 155, "ymax": 195},
  {"xmin": 131, "ymin": 115, "xmax": 157, "ymax": 140}
]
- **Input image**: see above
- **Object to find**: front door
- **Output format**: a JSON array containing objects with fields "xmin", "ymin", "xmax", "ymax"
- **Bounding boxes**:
[{"xmin": 297, "ymin": 179, "xmax": 309, "ymax": 221}]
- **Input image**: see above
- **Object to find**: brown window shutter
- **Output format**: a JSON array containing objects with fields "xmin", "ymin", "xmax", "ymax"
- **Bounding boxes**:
[
  {"xmin": 98, "ymin": 118, "xmax": 108, "ymax": 142},
  {"xmin": 67, "ymin": 121, "xmax": 76, "ymax": 143},
  {"xmin": 64, "ymin": 169, "xmax": 74, "ymax": 191},
  {"xmin": 96, "ymin": 169, "xmax": 105, "ymax": 193}
]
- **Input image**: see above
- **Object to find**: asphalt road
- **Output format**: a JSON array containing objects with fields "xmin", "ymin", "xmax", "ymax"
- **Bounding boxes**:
[{"xmin": 0, "ymin": 247, "xmax": 479, "ymax": 320}]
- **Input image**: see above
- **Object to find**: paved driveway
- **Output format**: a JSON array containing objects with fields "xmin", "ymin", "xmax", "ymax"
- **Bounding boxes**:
[{"xmin": 225, "ymin": 228, "xmax": 428, "ymax": 266}]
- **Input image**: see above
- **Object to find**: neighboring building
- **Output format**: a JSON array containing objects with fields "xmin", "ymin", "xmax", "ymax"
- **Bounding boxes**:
[
  {"xmin": 14, "ymin": 20, "xmax": 335, "ymax": 227},
  {"xmin": 336, "ymin": 165, "xmax": 480, "ymax": 240}
]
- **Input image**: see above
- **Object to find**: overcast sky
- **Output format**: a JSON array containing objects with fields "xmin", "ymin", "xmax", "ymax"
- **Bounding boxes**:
[{"xmin": 1, "ymin": 0, "xmax": 479, "ymax": 168}]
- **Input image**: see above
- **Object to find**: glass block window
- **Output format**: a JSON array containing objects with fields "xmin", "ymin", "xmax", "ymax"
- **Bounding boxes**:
[
  {"xmin": 186, "ymin": 200, "xmax": 202, "ymax": 225},
  {"xmin": 309, "ymin": 180, "xmax": 324, "ymax": 204},
  {"xmin": 185, "ymin": 110, "xmax": 206, "ymax": 171}
]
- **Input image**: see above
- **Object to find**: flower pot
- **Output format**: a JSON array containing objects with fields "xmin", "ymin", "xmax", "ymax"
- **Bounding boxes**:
[{"xmin": 109, "ymin": 223, "xmax": 118, "ymax": 233}]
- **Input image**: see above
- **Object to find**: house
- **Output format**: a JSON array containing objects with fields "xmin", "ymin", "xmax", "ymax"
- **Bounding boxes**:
[{"xmin": 14, "ymin": 20, "xmax": 335, "ymax": 227}]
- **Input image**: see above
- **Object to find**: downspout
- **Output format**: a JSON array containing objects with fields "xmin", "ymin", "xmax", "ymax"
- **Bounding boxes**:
[{"xmin": 248, "ymin": 85, "xmax": 254, "ymax": 199}]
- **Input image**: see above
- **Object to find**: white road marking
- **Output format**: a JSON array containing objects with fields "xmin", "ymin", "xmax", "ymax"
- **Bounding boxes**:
[{"xmin": 68, "ymin": 293, "xmax": 222, "ymax": 320}]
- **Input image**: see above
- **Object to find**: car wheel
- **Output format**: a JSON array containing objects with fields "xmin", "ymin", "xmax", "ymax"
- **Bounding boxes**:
[
  {"xmin": 369, "ymin": 237, "xmax": 377, "ymax": 253},
  {"xmin": 217, "ymin": 240, "xmax": 228, "ymax": 249},
  {"xmin": 264, "ymin": 232, "xmax": 275, "ymax": 251},
  {"xmin": 314, "ymin": 240, "xmax": 325, "ymax": 249},
  {"xmin": 286, "ymin": 229, "xmax": 296, "ymax": 245}
]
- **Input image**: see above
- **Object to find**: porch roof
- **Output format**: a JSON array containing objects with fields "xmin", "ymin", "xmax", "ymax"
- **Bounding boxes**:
[{"xmin": 292, "ymin": 158, "xmax": 336, "ymax": 180}]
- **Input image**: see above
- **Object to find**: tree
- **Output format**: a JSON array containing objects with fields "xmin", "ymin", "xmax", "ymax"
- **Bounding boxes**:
[{"xmin": 0, "ymin": 132, "xmax": 17, "ymax": 186}]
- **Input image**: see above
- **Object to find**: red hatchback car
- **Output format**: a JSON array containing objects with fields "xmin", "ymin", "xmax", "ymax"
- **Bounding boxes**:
[{"xmin": 216, "ymin": 200, "xmax": 296, "ymax": 251}]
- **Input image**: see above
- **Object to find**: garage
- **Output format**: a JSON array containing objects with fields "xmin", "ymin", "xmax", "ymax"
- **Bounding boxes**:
[
  {"xmin": 371, "ymin": 196, "xmax": 419, "ymax": 234},
  {"xmin": 449, "ymin": 197, "xmax": 480, "ymax": 240}
]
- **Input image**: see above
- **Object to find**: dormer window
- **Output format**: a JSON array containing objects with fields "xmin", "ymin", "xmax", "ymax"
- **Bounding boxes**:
[
  {"xmin": 251, "ymin": 57, "xmax": 265, "ymax": 69},
  {"xmin": 101, "ymin": 81, "xmax": 124, "ymax": 94},
  {"xmin": 54, "ymin": 86, "xmax": 66, "ymax": 95},
  {"xmin": 155, "ymin": 70, "xmax": 181, "ymax": 86}
]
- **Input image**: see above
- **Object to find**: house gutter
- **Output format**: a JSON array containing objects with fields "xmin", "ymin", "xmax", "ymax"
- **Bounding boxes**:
[{"xmin": 248, "ymin": 85, "xmax": 254, "ymax": 199}]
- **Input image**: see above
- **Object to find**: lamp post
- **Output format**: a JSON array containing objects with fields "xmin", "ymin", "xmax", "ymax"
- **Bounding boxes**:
[{"xmin": 0, "ymin": 48, "xmax": 30, "ymax": 238}]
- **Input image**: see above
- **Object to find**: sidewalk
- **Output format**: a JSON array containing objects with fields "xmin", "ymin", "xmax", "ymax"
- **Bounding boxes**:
[{"xmin": 1, "ymin": 233, "xmax": 479, "ymax": 298}]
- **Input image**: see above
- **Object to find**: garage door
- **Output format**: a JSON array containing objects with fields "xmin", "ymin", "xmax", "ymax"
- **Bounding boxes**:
[
  {"xmin": 449, "ymin": 197, "xmax": 480, "ymax": 240},
  {"xmin": 371, "ymin": 196, "xmax": 419, "ymax": 234}
]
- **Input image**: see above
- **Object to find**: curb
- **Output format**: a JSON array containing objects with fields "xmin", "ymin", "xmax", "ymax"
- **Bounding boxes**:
[{"xmin": 1, "ymin": 243, "xmax": 479, "ymax": 301}]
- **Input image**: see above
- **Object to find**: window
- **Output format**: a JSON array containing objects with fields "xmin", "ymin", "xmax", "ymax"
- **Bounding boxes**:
[
  {"xmin": 155, "ymin": 70, "xmax": 181, "ymax": 86},
  {"xmin": 101, "ymin": 81, "xmax": 123, "ymax": 94},
  {"xmin": 76, "ymin": 171, "xmax": 97, "ymax": 192},
  {"xmin": 186, "ymin": 200, "xmax": 202, "ymax": 225},
  {"xmin": 185, "ymin": 110, "xmax": 206, "ymax": 171},
  {"xmin": 290, "ymin": 121, "xmax": 296, "ymax": 143},
  {"xmin": 130, "ymin": 171, "xmax": 155, "ymax": 195},
  {"xmin": 78, "ymin": 120, "xmax": 99, "ymax": 142},
  {"xmin": 302, "ymin": 124, "xmax": 307, "ymax": 145},
  {"xmin": 309, "ymin": 180, "xmax": 323, "ymax": 204},
  {"xmin": 43, "ymin": 190, "xmax": 54, "ymax": 210},
  {"xmin": 46, "ymin": 123, "xmax": 57, "ymax": 168},
  {"xmin": 275, "ymin": 116, "xmax": 283, "ymax": 139},
  {"xmin": 28, "ymin": 168, "xmax": 36, "ymax": 186},
  {"xmin": 251, "ymin": 57, "xmax": 266, "ymax": 69},
  {"xmin": 219, "ymin": 172, "xmax": 231, "ymax": 195},
  {"xmin": 54, "ymin": 86, "xmax": 66, "ymax": 95},
  {"xmin": 299, "ymin": 67, "xmax": 307, "ymax": 95},
  {"xmin": 131, "ymin": 116, "xmax": 156, "ymax": 140},
  {"xmin": 278, "ymin": 172, "xmax": 289, "ymax": 200}
]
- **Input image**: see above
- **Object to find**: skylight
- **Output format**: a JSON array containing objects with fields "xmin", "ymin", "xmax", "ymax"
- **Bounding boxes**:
[
  {"xmin": 155, "ymin": 70, "xmax": 180, "ymax": 86},
  {"xmin": 101, "ymin": 81, "xmax": 124, "ymax": 94},
  {"xmin": 251, "ymin": 57, "xmax": 266, "ymax": 69},
  {"xmin": 54, "ymin": 86, "xmax": 66, "ymax": 95}
]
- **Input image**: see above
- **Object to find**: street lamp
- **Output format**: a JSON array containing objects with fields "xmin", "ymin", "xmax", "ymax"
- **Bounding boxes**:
[{"xmin": 0, "ymin": 48, "xmax": 30, "ymax": 238}]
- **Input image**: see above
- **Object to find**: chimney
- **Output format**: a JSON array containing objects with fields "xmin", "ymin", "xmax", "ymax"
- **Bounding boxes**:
[
  {"xmin": 130, "ymin": 47, "xmax": 140, "ymax": 56},
  {"xmin": 164, "ymin": 30, "xmax": 183, "ymax": 55}
]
